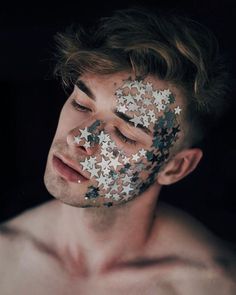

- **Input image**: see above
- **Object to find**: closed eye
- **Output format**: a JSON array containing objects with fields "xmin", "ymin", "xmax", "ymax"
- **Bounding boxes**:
[
  {"xmin": 115, "ymin": 127, "xmax": 137, "ymax": 145},
  {"xmin": 71, "ymin": 99, "xmax": 91, "ymax": 112}
]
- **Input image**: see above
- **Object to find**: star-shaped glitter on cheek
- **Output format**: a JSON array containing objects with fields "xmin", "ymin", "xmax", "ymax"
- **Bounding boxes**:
[
  {"xmin": 88, "ymin": 156, "xmax": 97, "ymax": 167},
  {"xmin": 123, "ymin": 195, "xmax": 133, "ymax": 201},
  {"xmin": 139, "ymin": 148, "xmax": 147, "ymax": 157},
  {"xmin": 153, "ymin": 91, "xmax": 164, "ymax": 105},
  {"xmin": 140, "ymin": 106, "xmax": 146, "ymax": 114},
  {"xmin": 112, "ymin": 193, "xmax": 121, "ymax": 201},
  {"xmin": 150, "ymin": 116, "xmax": 156, "ymax": 124},
  {"xmin": 101, "ymin": 148, "xmax": 109, "ymax": 157},
  {"xmin": 109, "ymin": 170, "xmax": 118, "ymax": 180},
  {"xmin": 117, "ymin": 104, "xmax": 128, "ymax": 113},
  {"xmin": 89, "ymin": 166, "xmax": 100, "ymax": 178},
  {"xmin": 105, "ymin": 192, "xmax": 112, "ymax": 199},
  {"xmin": 133, "ymin": 93, "xmax": 143, "ymax": 102},
  {"xmin": 103, "ymin": 166, "xmax": 111, "ymax": 176},
  {"xmin": 121, "ymin": 184, "xmax": 133, "ymax": 195},
  {"xmin": 81, "ymin": 158, "xmax": 91, "ymax": 171},
  {"xmin": 96, "ymin": 174, "xmax": 108, "ymax": 187},
  {"xmin": 97, "ymin": 158, "xmax": 111, "ymax": 170},
  {"xmin": 132, "ymin": 153, "xmax": 140, "ymax": 162},
  {"xmin": 98, "ymin": 131, "xmax": 106, "ymax": 144},
  {"xmin": 79, "ymin": 127, "xmax": 92, "ymax": 141},
  {"xmin": 122, "ymin": 174, "xmax": 132, "ymax": 184},
  {"xmin": 111, "ymin": 182, "xmax": 119, "ymax": 192},
  {"xmin": 108, "ymin": 141, "xmax": 116, "ymax": 149},
  {"xmin": 73, "ymin": 135, "xmax": 82, "ymax": 144},
  {"xmin": 106, "ymin": 151, "xmax": 114, "ymax": 159},
  {"xmin": 110, "ymin": 156, "xmax": 122, "ymax": 170},
  {"xmin": 101, "ymin": 141, "xmax": 109, "ymax": 149},
  {"xmin": 83, "ymin": 141, "xmax": 91, "ymax": 149},
  {"xmin": 174, "ymin": 106, "xmax": 182, "ymax": 115},
  {"xmin": 122, "ymin": 156, "xmax": 130, "ymax": 164},
  {"xmin": 148, "ymin": 110, "xmax": 155, "ymax": 117},
  {"xmin": 102, "ymin": 182, "xmax": 110, "ymax": 190},
  {"xmin": 104, "ymin": 133, "xmax": 111, "ymax": 143}
]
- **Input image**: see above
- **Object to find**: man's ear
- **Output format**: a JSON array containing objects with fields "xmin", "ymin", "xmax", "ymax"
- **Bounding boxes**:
[{"xmin": 157, "ymin": 148, "xmax": 203, "ymax": 185}]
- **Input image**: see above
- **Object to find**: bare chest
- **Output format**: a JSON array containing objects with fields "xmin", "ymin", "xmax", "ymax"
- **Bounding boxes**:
[
  {"xmin": 0, "ymin": 260, "xmax": 174, "ymax": 295},
  {"xmin": 1, "ymin": 256, "xmax": 231, "ymax": 295}
]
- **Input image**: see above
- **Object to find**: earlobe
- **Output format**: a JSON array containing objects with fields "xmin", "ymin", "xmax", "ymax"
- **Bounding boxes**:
[{"xmin": 157, "ymin": 148, "xmax": 203, "ymax": 185}]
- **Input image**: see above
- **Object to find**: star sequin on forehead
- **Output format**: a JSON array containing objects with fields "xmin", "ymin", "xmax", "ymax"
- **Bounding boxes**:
[{"xmin": 115, "ymin": 79, "xmax": 182, "ymax": 130}]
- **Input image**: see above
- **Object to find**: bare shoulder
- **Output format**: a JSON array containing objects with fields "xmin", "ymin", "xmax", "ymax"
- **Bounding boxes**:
[
  {"xmin": 0, "ymin": 200, "xmax": 58, "ymax": 270},
  {"xmin": 150, "ymin": 202, "xmax": 236, "ymax": 291}
]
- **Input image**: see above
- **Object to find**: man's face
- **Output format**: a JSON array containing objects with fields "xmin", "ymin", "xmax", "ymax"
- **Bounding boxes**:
[{"xmin": 44, "ymin": 72, "xmax": 183, "ymax": 207}]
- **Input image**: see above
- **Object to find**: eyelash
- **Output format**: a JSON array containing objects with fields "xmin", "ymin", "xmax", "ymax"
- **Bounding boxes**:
[
  {"xmin": 115, "ymin": 127, "xmax": 136, "ymax": 145},
  {"xmin": 71, "ymin": 99, "xmax": 136, "ymax": 145},
  {"xmin": 71, "ymin": 99, "xmax": 91, "ymax": 112}
]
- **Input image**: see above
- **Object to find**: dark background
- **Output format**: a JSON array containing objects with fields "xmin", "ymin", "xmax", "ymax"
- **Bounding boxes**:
[{"xmin": 0, "ymin": 0, "xmax": 236, "ymax": 243}]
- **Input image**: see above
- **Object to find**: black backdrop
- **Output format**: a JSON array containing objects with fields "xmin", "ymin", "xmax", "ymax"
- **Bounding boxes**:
[{"xmin": 1, "ymin": 0, "xmax": 236, "ymax": 243}]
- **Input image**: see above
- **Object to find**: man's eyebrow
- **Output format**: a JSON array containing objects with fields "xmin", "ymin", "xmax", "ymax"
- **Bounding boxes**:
[
  {"xmin": 76, "ymin": 80, "xmax": 96, "ymax": 101},
  {"xmin": 114, "ymin": 110, "xmax": 152, "ymax": 135}
]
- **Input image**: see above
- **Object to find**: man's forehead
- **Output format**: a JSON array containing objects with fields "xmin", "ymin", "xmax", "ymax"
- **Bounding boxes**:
[{"xmin": 79, "ymin": 72, "xmax": 183, "ymax": 102}]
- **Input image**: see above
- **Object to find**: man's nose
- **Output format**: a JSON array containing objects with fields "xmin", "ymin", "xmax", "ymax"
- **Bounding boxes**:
[{"xmin": 66, "ymin": 120, "xmax": 102, "ymax": 156}]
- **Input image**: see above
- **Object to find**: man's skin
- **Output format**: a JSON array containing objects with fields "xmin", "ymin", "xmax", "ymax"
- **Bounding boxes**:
[{"xmin": 0, "ymin": 72, "xmax": 235, "ymax": 294}]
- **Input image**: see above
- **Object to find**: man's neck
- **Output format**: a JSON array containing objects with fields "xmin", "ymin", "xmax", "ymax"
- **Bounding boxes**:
[{"xmin": 53, "ymin": 184, "xmax": 162, "ymax": 275}]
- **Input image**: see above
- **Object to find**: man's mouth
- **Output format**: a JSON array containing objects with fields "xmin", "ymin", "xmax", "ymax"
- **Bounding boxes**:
[{"xmin": 52, "ymin": 154, "xmax": 89, "ymax": 183}]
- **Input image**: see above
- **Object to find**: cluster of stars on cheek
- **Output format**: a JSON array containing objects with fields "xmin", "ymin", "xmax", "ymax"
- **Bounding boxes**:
[
  {"xmin": 73, "ymin": 79, "xmax": 182, "ymax": 207},
  {"xmin": 74, "ymin": 120, "xmax": 147, "ymax": 205},
  {"xmin": 114, "ymin": 79, "xmax": 182, "ymax": 194}
]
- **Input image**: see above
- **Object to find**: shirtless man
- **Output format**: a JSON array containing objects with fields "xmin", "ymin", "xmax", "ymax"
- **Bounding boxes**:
[{"xmin": 0, "ymin": 7, "xmax": 235, "ymax": 295}]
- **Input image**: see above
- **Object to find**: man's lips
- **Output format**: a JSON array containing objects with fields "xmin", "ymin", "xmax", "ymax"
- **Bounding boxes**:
[{"xmin": 52, "ymin": 154, "xmax": 89, "ymax": 183}]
